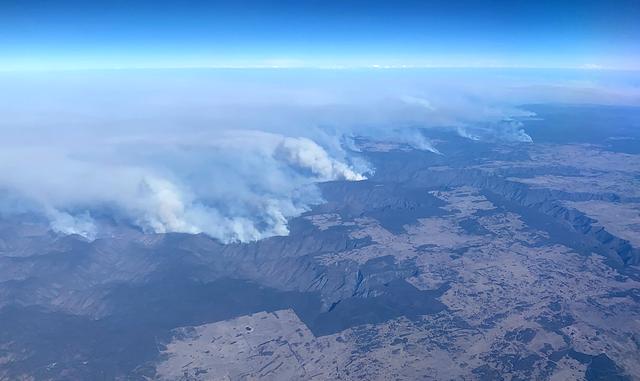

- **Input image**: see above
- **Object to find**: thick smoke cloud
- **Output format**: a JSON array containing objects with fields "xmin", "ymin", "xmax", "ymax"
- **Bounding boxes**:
[
  {"xmin": 277, "ymin": 137, "xmax": 366, "ymax": 181},
  {"xmin": 0, "ymin": 128, "xmax": 354, "ymax": 242},
  {"xmin": 0, "ymin": 69, "xmax": 638, "ymax": 242}
]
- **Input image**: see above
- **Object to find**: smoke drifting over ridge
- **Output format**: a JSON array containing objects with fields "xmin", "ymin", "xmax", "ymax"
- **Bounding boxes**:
[
  {"xmin": 0, "ymin": 69, "xmax": 638, "ymax": 242},
  {"xmin": 0, "ymin": 129, "xmax": 361, "ymax": 242}
]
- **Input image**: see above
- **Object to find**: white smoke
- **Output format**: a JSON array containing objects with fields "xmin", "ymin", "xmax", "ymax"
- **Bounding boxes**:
[
  {"xmin": 455, "ymin": 120, "xmax": 533, "ymax": 143},
  {"xmin": 0, "ymin": 127, "xmax": 363, "ymax": 242},
  {"xmin": 47, "ymin": 209, "xmax": 98, "ymax": 241},
  {"xmin": 277, "ymin": 137, "xmax": 366, "ymax": 181},
  {"xmin": 0, "ymin": 69, "xmax": 636, "ymax": 242}
]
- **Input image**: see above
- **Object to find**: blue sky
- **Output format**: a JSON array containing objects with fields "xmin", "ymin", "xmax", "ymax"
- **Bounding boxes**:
[{"xmin": 1, "ymin": 0, "xmax": 639, "ymax": 70}]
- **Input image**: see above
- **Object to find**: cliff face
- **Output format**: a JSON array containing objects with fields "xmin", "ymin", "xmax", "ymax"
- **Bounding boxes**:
[
  {"xmin": 406, "ymin": 167, "xmax": 639, "ymax": 266},
  {"xmin": 1, "ymin": 142, "xmax": 638, "ymax": 321},
  {"xmin": 2, "ymin": 133, "xmax": 640, "ymax": 380}
]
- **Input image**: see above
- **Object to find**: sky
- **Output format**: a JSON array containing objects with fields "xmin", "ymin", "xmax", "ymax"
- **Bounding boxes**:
[{"xmin": 1, "ymin": 0, "xmax": 639, "ymax": 70}]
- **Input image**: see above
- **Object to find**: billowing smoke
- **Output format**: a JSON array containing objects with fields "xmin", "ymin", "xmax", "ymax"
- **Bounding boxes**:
[
  {"xmin": 0, "ymin": 127, "xmax": 362, "ymax": 242},
  {"xmin": 276, "ymin": 137, "xmax": 366, "ymax": 181},
  {"xmin": 48, "ymin": 210, "xmax": 98, "ymax": 240},
  {"xmin": 0, "ymin": 69, "xmax": 637, "ymax": 242}
]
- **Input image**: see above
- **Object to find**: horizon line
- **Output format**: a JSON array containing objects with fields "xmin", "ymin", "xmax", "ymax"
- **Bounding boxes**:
[{"xmin": 1, "ymin": 64, "xmax": 639, "ymax": 73}]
